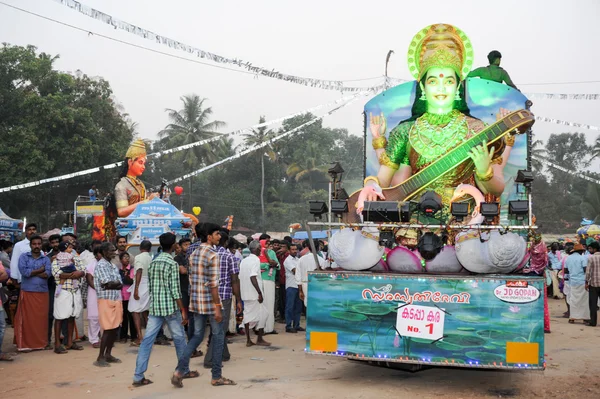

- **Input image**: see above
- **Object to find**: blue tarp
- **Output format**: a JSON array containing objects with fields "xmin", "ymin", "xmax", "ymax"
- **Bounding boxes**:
[{"xmin": 293, "ymin": 230, "xmax": 339, "ymax": 240}]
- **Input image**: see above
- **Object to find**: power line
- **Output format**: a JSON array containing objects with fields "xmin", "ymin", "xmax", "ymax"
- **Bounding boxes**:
[
  {"xmin": 4, "ymin": 2, "xmax": 600, "ymax": 89},
  {"xmin": 0, "ymin": 1, "xmax": 386, "ymax": 86}
]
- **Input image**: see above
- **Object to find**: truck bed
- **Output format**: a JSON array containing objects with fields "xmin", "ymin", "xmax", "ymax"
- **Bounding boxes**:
[{"xmin": 305, "ymin": 271, "xmax": 545, "ymax": 370}]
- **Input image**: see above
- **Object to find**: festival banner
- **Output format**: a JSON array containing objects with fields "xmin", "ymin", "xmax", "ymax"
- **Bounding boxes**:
[
  {"xmin": 52, "ymin": 0, "xmax": 387, "ymax": 93},
  {"xmin": 306, "ymin": 272, "xmax": 544, "ymax": 370}
]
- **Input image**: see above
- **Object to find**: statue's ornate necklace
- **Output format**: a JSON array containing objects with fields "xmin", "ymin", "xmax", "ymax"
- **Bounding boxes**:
[{"xmin": 410, "ymin": 110, "xmax": 469, "ymax": 161}]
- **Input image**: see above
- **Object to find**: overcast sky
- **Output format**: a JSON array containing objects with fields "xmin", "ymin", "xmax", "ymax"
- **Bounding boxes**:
[{"xmin": 1, "ymin": 0, "xmax": 599, "ymax": 171}]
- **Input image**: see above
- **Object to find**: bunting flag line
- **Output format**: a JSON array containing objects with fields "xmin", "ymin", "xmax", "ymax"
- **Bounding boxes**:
[
  {"xmin": 4, "ymin": 2, "xmax": 599, "ymax": 99},
  {"xmin": 164, "ymin": 93, "xmax": 370, "ymax": 186},
  {"xmin": 525, "ymin": 93, "xmax": 600, "ymax": 100},
  {"xmin": 533, "ymin": 155, "xmax": 600, "ymax": 185},
  {"xmin": 52, "ymin": 0, "xmax": 400, "ymax": 92},
  {"xmin": 535, "ymin": 116, "xmax": 600, "ymax": 131},
  {"xmin": 0, "ymin": 92, "xmax": 368, "ymax": 193}
]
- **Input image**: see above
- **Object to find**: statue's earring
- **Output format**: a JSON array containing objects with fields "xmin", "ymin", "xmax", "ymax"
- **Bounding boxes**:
[
  {"xmin": 419, "ymin": 84, "xmax": 426, "ymax": 101},
  {"xmin": 455, "ymin": 84, "xmax": 462, "ymax": 101}
]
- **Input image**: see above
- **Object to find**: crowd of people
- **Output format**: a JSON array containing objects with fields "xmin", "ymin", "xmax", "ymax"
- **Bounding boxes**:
[
  {"xmin": 0, "ymin": 221, "xmax": 330, "ymax": 388},
  {"xmin": 530, "ymin": 238, "xmax": 600, "ymax": 330}
]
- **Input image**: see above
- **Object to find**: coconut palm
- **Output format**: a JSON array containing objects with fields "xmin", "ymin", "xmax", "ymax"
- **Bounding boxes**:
[
  {"xmin": 530, "ymin": 139, "xmax": 547, "ymax": 171},
  {"xmin": 159, "ymin": 95, "xmax": 226, "ymax": 168},
  {"xmin": 286, "ymin": 142, "xmax": 329, "ymax": 185},
  {"xmin": 242, "ymin": 116, "xmax": 277, "ymax": 230},
  {"xmin": 592, "ymin": 135, "xmax": 600, "ymax": 160}
]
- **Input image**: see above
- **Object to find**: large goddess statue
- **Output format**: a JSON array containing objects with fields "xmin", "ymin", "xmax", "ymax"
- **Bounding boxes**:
[
  {"xmin": 114, "ymin": 139, "xmax": 159, "ymax": 217},
  {"xmin": 357, "ymin": 24, "xmax": 513, "ymax": 215}
]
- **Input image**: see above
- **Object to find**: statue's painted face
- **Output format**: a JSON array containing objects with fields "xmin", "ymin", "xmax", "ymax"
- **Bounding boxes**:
[
  {"xmin": 422, "ymin": 67, "xmax": 458, "ymax": 113},
  {"xmin": 128, "ymin": 156, "xmax": 146, "ymax": 177}
]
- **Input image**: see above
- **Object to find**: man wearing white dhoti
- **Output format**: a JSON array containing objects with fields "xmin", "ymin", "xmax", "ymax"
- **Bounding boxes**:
[
  {"xmin": 566, "ymin": 243, "xmax": 590, "ymax": 324},
  {"xmin": 239, "ymin": 241, "xmax": 270, "ymax": 347}
]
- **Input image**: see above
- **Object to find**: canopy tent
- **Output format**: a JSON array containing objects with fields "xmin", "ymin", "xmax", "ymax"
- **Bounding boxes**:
[
  {"xmin": 0, "ymin": 208, "xmax": 23, "ymax": 241},
  {"xmin": 292, "ymin": 230, "xmax": 340, "ymax": 240},
  {"xmin": 41, "ymin": 228, "xmax": 62, "ymax": 240}
]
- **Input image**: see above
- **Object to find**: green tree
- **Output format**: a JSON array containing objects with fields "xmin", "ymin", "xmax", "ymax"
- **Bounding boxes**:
[
  {"xmin": 242, "ymin": 116, "xmax": 276, "ymax": 230},
  {"xmin": 0, "ymin": 44, "xmax": 133, "ymax": 229},
  {"xmin": 580, "ymin": 179, "xmax": 600, "ymax": 224},
  {"xmin": 158, "ymin": 94, "xmax": 226, "ymax": 168},
  {"xmin": 593, "ymin": 135, "xmax": 600, "ymax": 160},
  {"xmin": 530, "ymin": 139, "xmax": 546, "ymax": 171}
]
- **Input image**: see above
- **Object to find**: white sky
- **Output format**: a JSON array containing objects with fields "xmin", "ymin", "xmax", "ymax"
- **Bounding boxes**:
[{"xmin": 1, "ymin": 0, "xmax": 599, "ymax": 171}]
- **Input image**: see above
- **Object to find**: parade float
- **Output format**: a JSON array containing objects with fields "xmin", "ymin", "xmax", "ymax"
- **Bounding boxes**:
[
  {"xmin": 71, "ymin": 139, "xmax": 196, "ymax": 249},
  {"xmin": 305, "ymin": 24, "xmax": 544, "ymax": 371}
]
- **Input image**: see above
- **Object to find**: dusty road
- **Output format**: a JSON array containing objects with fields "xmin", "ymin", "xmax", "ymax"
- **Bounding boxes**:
[{"xmin": 1, "ymin": 300, "xmax": 598, "ymax": 399}]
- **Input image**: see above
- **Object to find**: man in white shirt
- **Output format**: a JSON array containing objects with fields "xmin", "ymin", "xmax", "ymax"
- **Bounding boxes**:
[
  {"xmin": 295, "ymin": 240, "xmax": 326, "ymax": 308},
  {"xmin": 239, "ymin": 241, "xmax": 270, "ymax": 347},
  {"xmin": 129, "ymin": 240, "xmax": 152, "ymax": 345},
  {"xmin": 10, "ymin": 223, "xmax": 38, "ymax": 283},
  {"xmin": 284, "ymin": 244, "xmax": 303, "ymax": 333}
]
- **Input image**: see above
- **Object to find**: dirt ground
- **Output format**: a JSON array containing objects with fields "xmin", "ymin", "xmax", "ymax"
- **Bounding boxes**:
[{"xmin": 1, "ymin": 299, "xmax": 598, "ymax": 399}]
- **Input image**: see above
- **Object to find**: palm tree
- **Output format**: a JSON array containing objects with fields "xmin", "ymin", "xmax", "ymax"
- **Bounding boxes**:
[
  {"xmin": 530, "ymin": 139, "xmax": 546, "ymax": 171},
  {"xmin": 242, "ymin": 116, "xmax": 276, "ymax": 230},
  {"xmin": 159, "ymin": 95, "xmax": 226, "ymax": 168},
  {"xmin": 286, "ymin": 142, "xmax": 329, "ymax": 186},
  {"xmin": 592, "ymin": 135, "xmax": 600, "ymax": 160}
]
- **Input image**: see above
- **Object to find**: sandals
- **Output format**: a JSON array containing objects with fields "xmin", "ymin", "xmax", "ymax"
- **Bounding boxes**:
[
  {"xmin": 130, "ymin": 341, "xmax": 140, "ymax": 347},
  {"xmin": 211, "ymin": 377, "xmax": 237, "ymax": 386},
  {"xmin": 183, "ymin": 370, "xmax": 200, "ymax": 379},
  {"xmin": 132, "ymin": 378, "xmax": 153, "ymax": 387},
  {"xmin": 67, "ymin": 343, "xmax": 84, "ymax": 351},
  {"xmin": 171, "ymin": 373, "xmax": 184, "ymax": 388},
  {"xmin": 54, "ymin": 345, "xmax": 68, "ymax": 354},
  {"xmin": 93, "ymin": 360, "xmax": 111, "ymax": 367},
  {"xmin": 0, "ymin": 353, "xmax": 14, "ymax": 361},
  {"xmin": 568, "ymin": 319, "xmax": 575, "ymax": 324},
  {"xmin": 106, "ymin": 355, "xmax": 122, "ymax": 363},
  {"xmin": 191, "ymin": 349, "xmax": 203, "ymax": 358}
]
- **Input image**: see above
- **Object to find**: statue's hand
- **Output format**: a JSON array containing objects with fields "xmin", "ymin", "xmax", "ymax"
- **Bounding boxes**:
[
  {"xmin": 148, "ymin": 192, "xmax": 160, "ymax": 200},
  {"xmin": 369, "ymin": 112, "xmax": 387, "ymax": 139},
  {"xmin": 356, "ymin": 184, "xmax": 386, "ymax": 215},
  {"xmin": 469, "ymin": 140, "xmax": 495, "ymax": 176}
]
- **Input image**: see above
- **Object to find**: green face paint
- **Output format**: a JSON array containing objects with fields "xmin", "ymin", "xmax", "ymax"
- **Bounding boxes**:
[{"xmin": 422, "ymin": 67, "xmax": 458, "ymax": 115}]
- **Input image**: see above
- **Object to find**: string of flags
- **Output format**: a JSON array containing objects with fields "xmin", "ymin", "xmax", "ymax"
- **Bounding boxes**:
[
  {"xmin": 532, "ymin": 155, "xmax": 600, "ymax": 185},
  {"xmin": 52, "ymin": 0, "xmax": 395, "ymax": 92},
  {"xmin": 164, "ymin": 93, "xmax": 370, "ymax": 187},
  {"xmin": 0, "ymin": 92, "xmax": 370, "ymax": 193},
  {"xmin": 535, "ymin": 116, "xmax": 600, "ymax": 132}
]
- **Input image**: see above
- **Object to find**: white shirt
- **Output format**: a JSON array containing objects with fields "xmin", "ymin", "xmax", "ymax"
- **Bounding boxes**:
[
  {"xmin": 79, "ymin": 250, "xmax": 95, "ymax": 269},
  {"xmin": 284, "ymin": 255, "xmax": 299, "ymax": 290},
  {"xmin": 134, "ymin": 252, "xmax": 152, "ymax": 278},
  {"xmin": 295, "ymin": 253, "xmax": 325, "ymax": 306},
  {"xmin": 239, "ymin": 253, "xmax": 263, "ymax": 301},
  {"xmin": 10, "ymin": 238, "xmax": 30, "ymax": 282}
]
